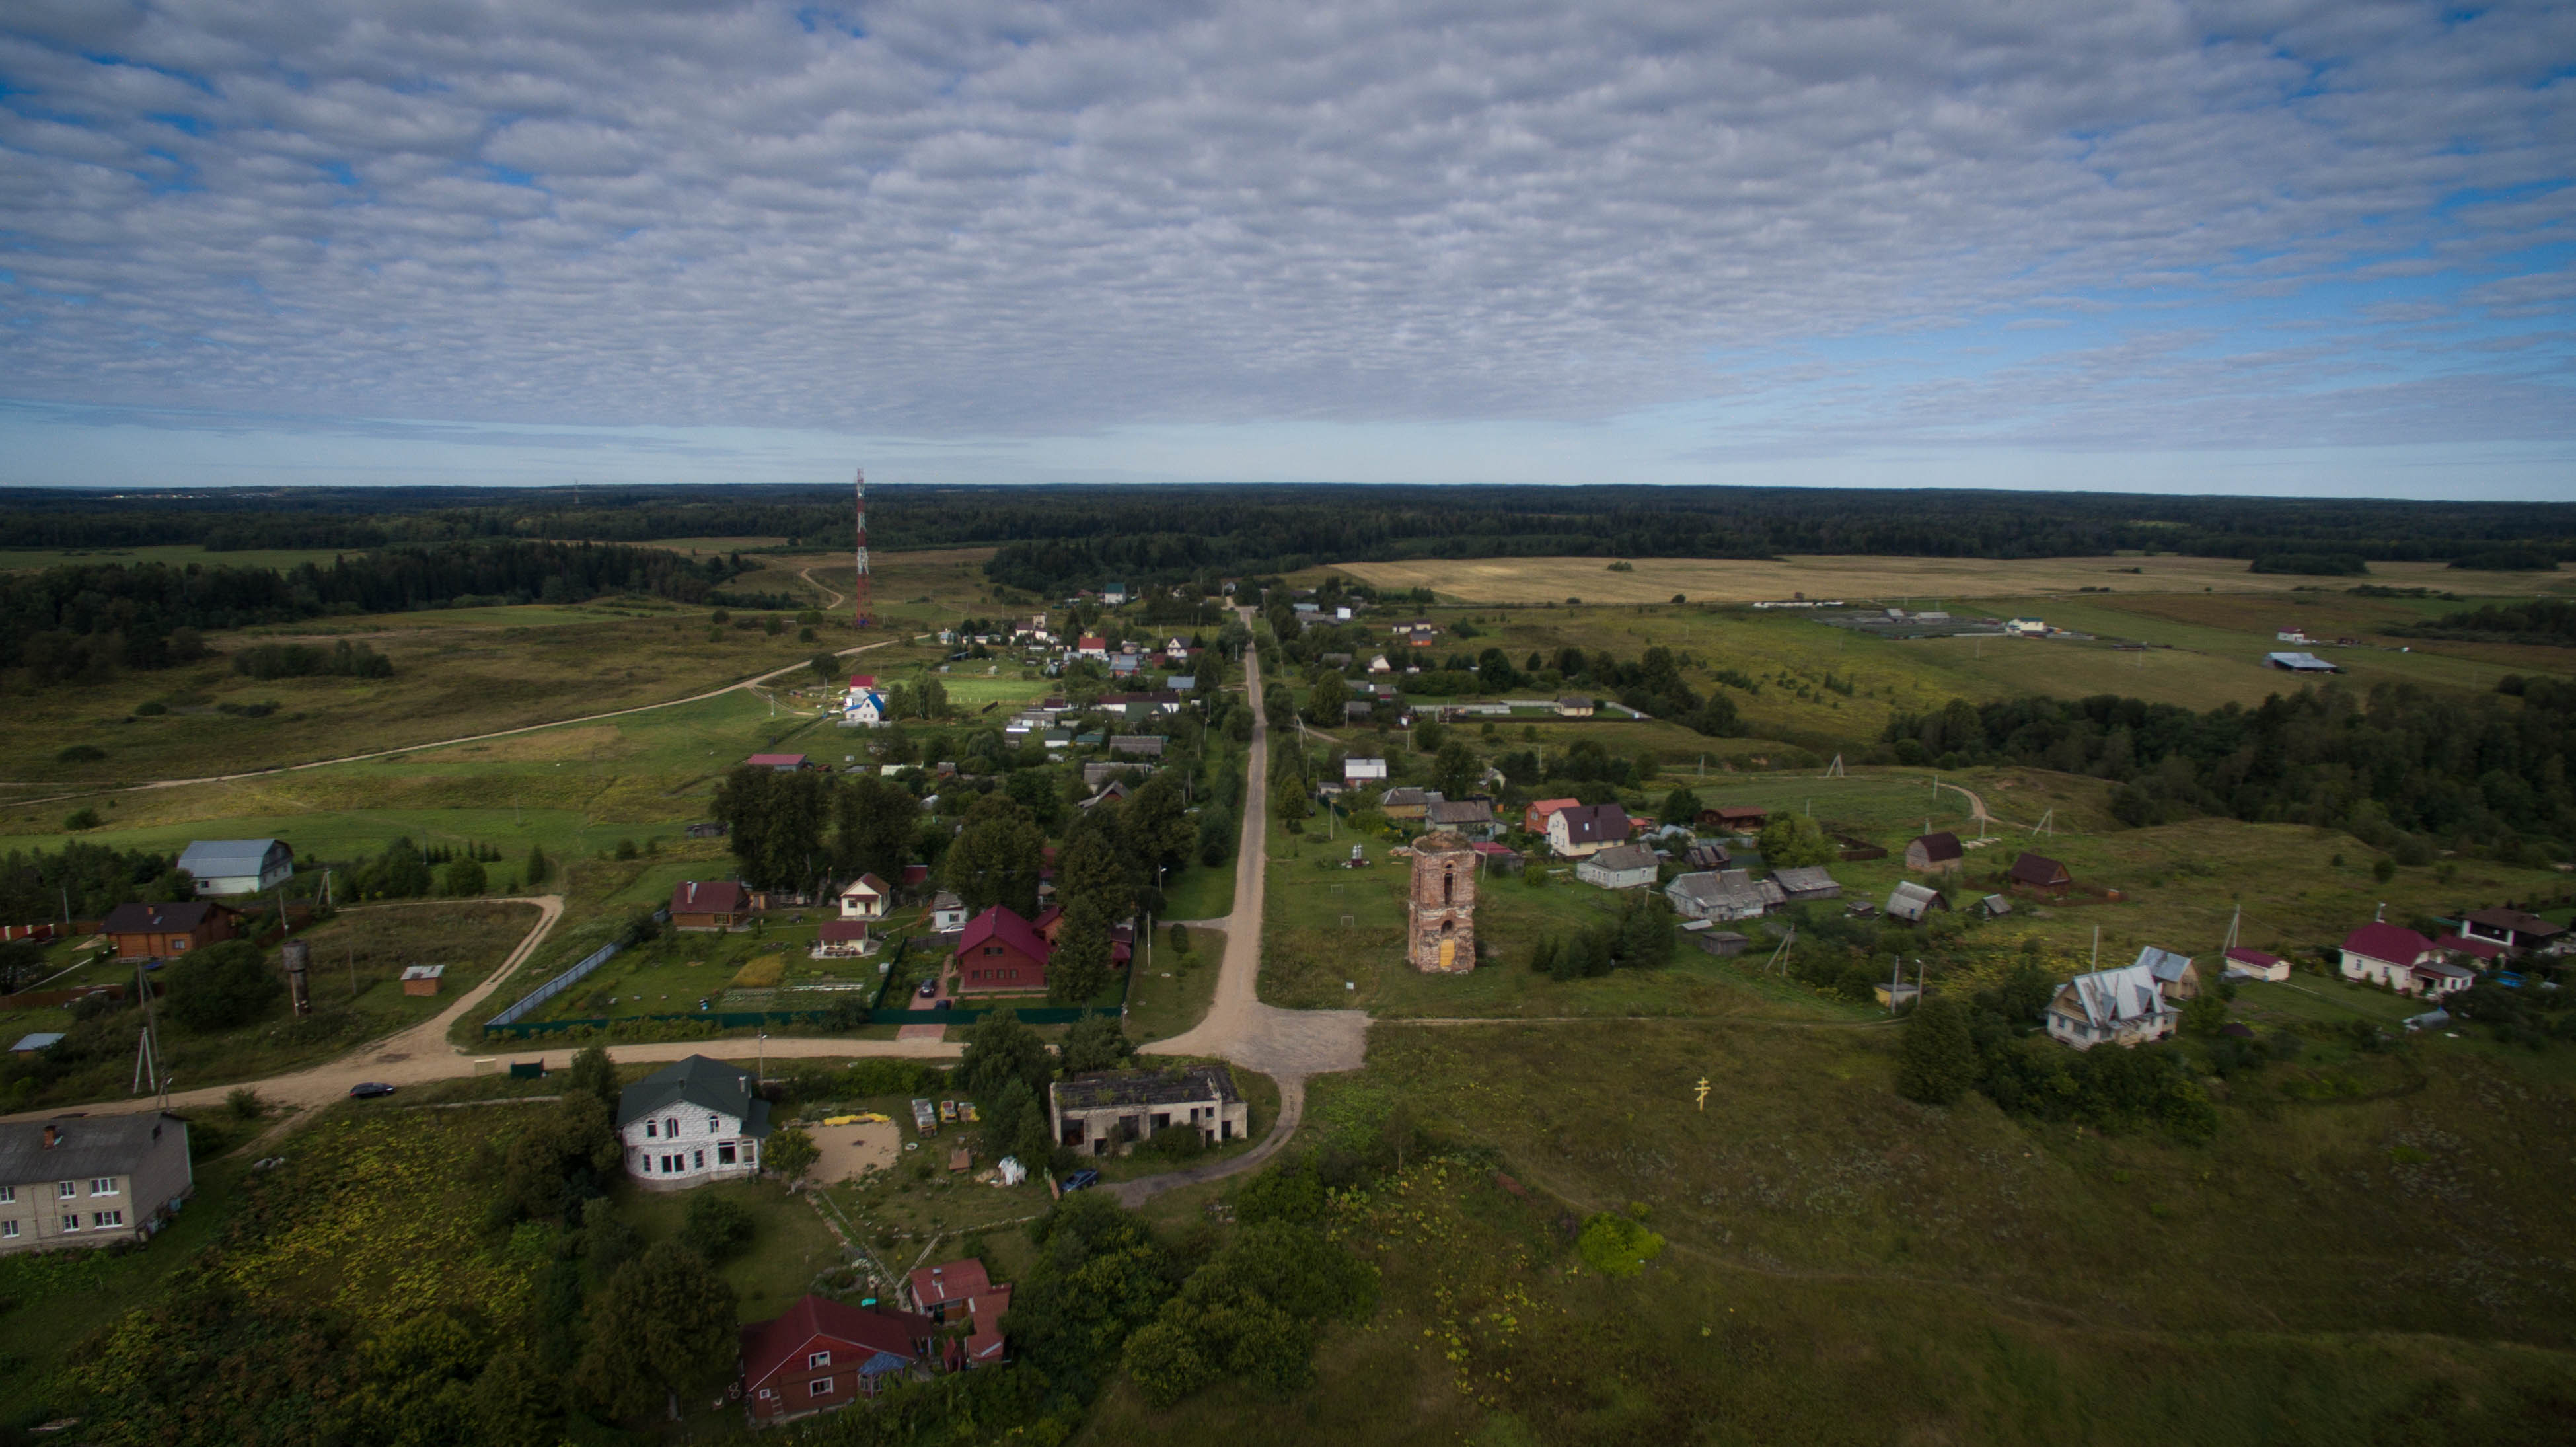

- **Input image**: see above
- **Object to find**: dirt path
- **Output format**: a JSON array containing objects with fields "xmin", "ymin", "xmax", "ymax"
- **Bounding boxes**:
[
  {"xmin": 1933, "ymin": 776, "xmax": 1998, "ymax": 830},
  {"xmin": 3, "ymin": 637, "xmax": 902, "ymax": 806},
  {"xmin": 4, "ymin": 891, "xmax": 961, "ymax": 1127},
  {"xmin": 1120, "ymin": 615, "xmax": 1368, "ymax": 1205},
  {"xmin": 799, "ymin": 566, "xmax": 846, "ymax": 611}
]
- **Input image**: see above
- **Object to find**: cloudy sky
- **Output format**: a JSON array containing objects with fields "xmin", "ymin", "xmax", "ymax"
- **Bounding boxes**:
[{"xmin": 2, "ymin": 0, "xmax": 2571, "ymax": 496}]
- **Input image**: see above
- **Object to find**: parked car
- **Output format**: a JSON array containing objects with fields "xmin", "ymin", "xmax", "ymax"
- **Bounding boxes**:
[
  {"xmin": 348, "ymin": 1082, "xmax": 396, "ymax": 1099},
  {"xmin": 916, "ymin": 979, "xmax": 938, "ymax": 998},
  {"xmin": 1060, "ymin": 1169, "xmax": 1100, "ymax": 1193}
]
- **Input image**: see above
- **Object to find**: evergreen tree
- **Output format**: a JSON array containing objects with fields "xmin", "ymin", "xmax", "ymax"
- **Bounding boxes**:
[
  {"xmin": 573, "ymin": 1243, "xmax": 739, "ymax": 1418},
  {"xmin": 523, "ymin": 843, "xmax": 552, "ymax": 887},
  {"xmin": 1062, "ymin": 1013, "xmax": 1138, "ymax": 1073},
  {"xmin": 1047, "ymin": 897, "xmax": 1117, "ymax": 1006},
  {"xmin": 1895, "ymin": 996, "xmax": 1979, "ymax": 1105}
]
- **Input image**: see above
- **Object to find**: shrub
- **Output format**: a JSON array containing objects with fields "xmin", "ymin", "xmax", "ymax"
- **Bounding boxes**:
[
  {"xmin": 1895, "ymin": 997, "xmax": 1977, "ymax": 1104},
  {"xmin": 165, "ymin": 939, "xmax": 284, "ymax": 1032},
  {"xmin": 226, "ymin": 1086, "xmax": 264, "ymax": 1120},
  {"xmin": 680, "ymin": 1194, "xmax": 755, "ymax": 1262},
  {"xmin": 1577, "ymin": 1208, "xmax": 1664, "ymax": 1279},
  {"xmin": 132, "ymin": 701, "xmax": 167, "ymax": 716},
  {"xmin": 63, "ymin": 808, "xmax": 102, "ymax": 831},
  {"xmin": 442, "ymin": 857, "xmax": 488, "ymax": 896},
  {"xmin": 56, "ymin": 745, "xmax": 106, "ymax": 763}
]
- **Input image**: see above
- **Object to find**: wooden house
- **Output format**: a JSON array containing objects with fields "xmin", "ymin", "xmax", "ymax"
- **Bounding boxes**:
[
  {"xmin": 669, "ymin": 881, "xmax": 751, "ymax": 931},
  {"xmin": 100, "ymin": 901, "xmax": 238, "ymax": 963},
  {"xmin": 1904, "ymin": 832, "xmax": 1964, "ymax": 873}
]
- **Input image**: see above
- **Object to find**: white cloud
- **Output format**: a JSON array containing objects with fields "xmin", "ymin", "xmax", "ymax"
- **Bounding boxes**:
[{"xmin": 0, "ymin": 0, "xmax": 2567, "ymax": 478}]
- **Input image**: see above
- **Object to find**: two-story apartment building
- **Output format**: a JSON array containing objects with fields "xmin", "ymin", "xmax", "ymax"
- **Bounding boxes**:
[
  {"xmin": 0, "ymin": 1114, "xmax": 194, "ymax": 1255},
  {"xmin": 618, "ymin": 1055, "xmax": 772, "ymax": 1189}
]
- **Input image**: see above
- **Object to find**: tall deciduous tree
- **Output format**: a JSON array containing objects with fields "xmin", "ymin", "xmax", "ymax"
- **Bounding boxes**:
[
  {"xmin": 1126, "ymin": 774, "xmax": 1196, "ymax": 875},
  {"xmin": 1305, "ymin": 671, "xmax": 1350, "ymax": 727},
  {"xmin": 957, "ymin": 1010, "xmax": 1055, "ymax": 1101},
  {"xmin": 1062, "ymin": 1014, "xmax": 1138, "ymax": 1073},
  {"xmin": 944, "ymin": 794, "xmax": 1044, "ymax": 915},
  {"xmin": 1047, "ymin": 897, "xmax": 1116, "ymax": 1006},
  {"xmin": 831, "ymin": 773, "xmax": 918, "ymax": 885},
  {"xmin": 574, "ymin": 1242, "xmax": 739, "ymax": 1419},
  {"xmin": 1895, "ymin": 996, "xmax": 1979, "ymax": 1105},
  {"xmin": 713, "ymin": 764, "xmax": 831, "ymax": 890},
  {"xmin": 1431, "ymin": 739, "xmax": 1481, "ymax": 800}
]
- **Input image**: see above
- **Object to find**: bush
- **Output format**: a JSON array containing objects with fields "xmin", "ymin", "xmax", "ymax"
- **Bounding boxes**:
[
  {"xmin": 225, "ymin": 1086, "xmax": 263, "ymax": 1120},
  {"xmin": 132, "ymin": 701, "xmax": 166, "ymax": 716},
  {"xmin": 63, "ymin": 808, "xmax": 102, "ymax": 831},
  {"xmin": 442, "ymin": 857, "xmax": 488, "ymax": 896},
  {"xmin": 231, "ymin": 640, "xmax": 393, "ymax": 680},
  {"xmin": 1895, "ymin": 997, "xmax": 1977, "ymax": 1104},
  {"xmin": 680, "ymin": 1193, "xmax": 754, "ymax": 1262},
  {"xmin": 56, "ymin": 745, "xmax": 106, "ymax": 763},
  {"xmin": 164, "ymin": 939, "xmax": 284, "ymax": 1032},
  {"xmin": 1576, "ymin": 1208, "xmax": 1665, "ymax": 1279}
]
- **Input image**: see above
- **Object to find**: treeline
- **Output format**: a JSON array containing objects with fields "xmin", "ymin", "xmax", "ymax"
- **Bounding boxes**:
[
  {"xmin": 0, "ymin": 841, "xmax": 192, "ymax": 934},
  {"xmin": 11, "ymin": 485, "xmax": 2573, "ymax": 590},
  {"xmin": 1882, "ymin": 680, "xmax": 2576, "ymax": 856},
  {"xmin": 0, "ymin": 540, "xmax": 754, "ymax": 681},
  {"xmin": 2391, "ymin": 598, "xmax": 2576, "ymax": 647}
]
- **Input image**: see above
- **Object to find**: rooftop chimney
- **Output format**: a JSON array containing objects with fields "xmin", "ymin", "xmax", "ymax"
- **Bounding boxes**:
[{"xmin": 42, "ymin": 1124, "xmax": 59, "ymax": 1149}]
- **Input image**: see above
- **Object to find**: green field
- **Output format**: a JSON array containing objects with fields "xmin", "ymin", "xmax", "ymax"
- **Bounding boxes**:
[{"xmin": 0, "ymin": 544, "xmax": 368, "ymax": 573}]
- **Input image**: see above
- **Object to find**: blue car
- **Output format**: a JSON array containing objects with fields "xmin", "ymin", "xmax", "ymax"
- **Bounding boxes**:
[{"xmin": 1060, "ymin": 1169, "xmax": 1100, "ymax": 1193}]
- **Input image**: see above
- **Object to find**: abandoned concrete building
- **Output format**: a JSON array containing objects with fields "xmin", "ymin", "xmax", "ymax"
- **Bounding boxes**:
[{"xmin": 1049, "ymin": 1065, "xmax": 1249, "ymax": 1156}]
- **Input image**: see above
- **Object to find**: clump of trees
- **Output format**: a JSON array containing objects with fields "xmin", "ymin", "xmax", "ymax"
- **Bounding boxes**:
[
  {"xmin": 233, "ymin": 639, "xmax": 394, "ymax": 680},
  {"xmin": 1530, "ymin": 893, "xmax": 1675, "ymax": 979}
]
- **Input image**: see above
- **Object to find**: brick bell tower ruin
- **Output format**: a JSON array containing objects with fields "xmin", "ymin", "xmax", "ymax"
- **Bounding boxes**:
[{"xmin": 1407, "ymin": 830, "xmax": 1477, "ymax": 973}]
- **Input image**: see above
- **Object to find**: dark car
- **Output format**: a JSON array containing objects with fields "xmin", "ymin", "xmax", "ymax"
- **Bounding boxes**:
[
  {"xmin": 916, "ymin": 979, "xmax": 938, "ymax": 998},
  {"xmin": 348, "ymin": 1082, "xmax": 396, "ymax": 1099},
  {"xmin": 1060, "ymin": 1169, "xmax": 1099, "ymax": 1193}
]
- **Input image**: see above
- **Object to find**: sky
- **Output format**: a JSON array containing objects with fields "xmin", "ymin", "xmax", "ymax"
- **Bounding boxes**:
[{"xmin": 1, "ymin": 0, "xmax": 2571, "ymax": 498}]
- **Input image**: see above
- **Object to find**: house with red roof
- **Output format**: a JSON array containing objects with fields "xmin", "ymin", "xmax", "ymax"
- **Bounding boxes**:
[
  {"xmin": 739, "ymin": 1294, "xmax": 938, "ymax": 1423},
  {"xmin": 1521, "ymin": 797, "xmax": 1580, "ymax": 835},
  {"xmin": 747, "ymin": 752, "xmax": 809, "ymax": 771},
  {"xmin": 907, "ymin": 1257, "xmax": 989, "ymax": 1320},
  {"xmin": 944, "ymin": 907, "xmax": 1051, "ymax": 995},
  {"xmin": 2221, "ymin": 947, "xmax": 2289, "ymax": 982},
  {"xmin": 2339, "ymin": 922, "xmax": 2474, "ymax": 998}
]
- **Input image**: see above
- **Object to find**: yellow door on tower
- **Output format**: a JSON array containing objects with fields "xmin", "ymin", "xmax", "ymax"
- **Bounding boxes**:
[{"xmin": 1438, "ymin": 937, "xmax": 1455, "ymax": 970}]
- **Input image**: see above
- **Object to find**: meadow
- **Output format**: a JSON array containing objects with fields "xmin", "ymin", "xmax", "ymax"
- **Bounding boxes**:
[{"xmin": 1082, "ymin": 1016, "xmax": 2576, "ymax": 1446}]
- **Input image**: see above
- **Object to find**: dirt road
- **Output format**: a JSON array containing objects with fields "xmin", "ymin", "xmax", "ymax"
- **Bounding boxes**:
[
  {"xmin": 3, "ymin": 891, "xmax": 961, "ymax": 1127},
  {"xmin": 4, "ymin": 636, "xmax": 902, "ymax": 807},
  {"xmin": 1118, "ymin": 616, "xmax": 1368, "ymax": 1205}
]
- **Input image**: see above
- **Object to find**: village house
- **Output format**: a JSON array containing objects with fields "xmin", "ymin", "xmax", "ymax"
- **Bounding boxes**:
[
  {"xmin": 618, "ymin": 1055, "xmax": 770, "ymax": 1189},
  {"xmin": 1522, "ymin": 797, "xmax": 1580, "ymax": 835},
  {"xmin": 1050, "ymin": 1064, "xmax": 1248, "ymax": 1156},
  {"xmin": 2045, "ymin": 961, "xmax": 2179, "ymax": 1050},
  {"xmin": 1769, "ymin": 866, "xmax": 1843, "ymax": 902},
  {"xmin": 739, "ymin": 1294, "xmax": 939, "ymax": 1422},
  {"xmin": 1345, "ymin": 757, "xmax": 1389, "ymax": 784},
  {"xmin": 2134, "ymin": 946, "xmax": 2201, "ymax": 1001},
  {"xmin": 1696, "ymin": 805, "xmax": 1769, "ymax": 833},
  {"xmin": 175, "ymin": 838, "xmax": 294, "ymax": 896},
  {"xmin": 836, "ymin": 874, "xmax": 893, "ymax": 921},
  {"xmin": 670, "ymin": 881, "xmax": 752, "ymax": 932},
  {"xmin": 1666, "ymin": 868, "xmax": 1781, "ymax": 921},
  {"xmin": 1107, "ymin": 735, "xmax": 1165, "ymax": 759},
  {"xmin": 1884, "ymin": 881, "xmax": 1950, "ymax": 924},
  {"xmin": 1547, "ymin": 803, "xmax": 1631, "ymax": 859},
  {"xmin": 1903, "ymin": 831, "xmax": 1964, "ymax": 873},
  {"xmin": 944, "ymin": 907, "xmax": 1051, "ymax": 996},
  {"xmin": 843, "ymin": 689, "xmax": 889, "ymax": 726},
  {"xmin": 2006, "ymin": 852, "xmax": 2073, "ymax": 893},
  {"xmin": 2340, "ymin": 923, "xmax": 2475, "ymax": 998},
  {"xmin": 1367, "ymin": 654, "xmax": 1393, "ymax": 674},
  {"xmin": 930, "ymin": 892, "xmax": 969, "ymax": 931},
  {"xmin": 1554, "ymin": 696, "xmax": 1596, "ymax": 718},
  {"xmin": 747, "ymin": 753, "xmax": 809, "ymax": 772},
  {"xmin": 1426, "ymin": 799, "xmax": 1500, "ymax": 840},
  {"xmin": 1575, "ymin": 842, "xmax": 1660, "ymax": 890},
  {"xmin": 2458, "ymin": 908, "xmax": 2567, "ymax": 955},
  {"xmin": 1381, "ymin": 786, "xmax": 1438, "ymax": 823},
  {"xmin": 0, "ymin": 1114, "xmax": 194, "ymax": 1256},
  {"xmin": 1076, "ymin": 634, "xmax": 1109, "ymax": 661},
  {"xmin": 100, "ymin": 901, "xmax": 238, "ymax": 962}
]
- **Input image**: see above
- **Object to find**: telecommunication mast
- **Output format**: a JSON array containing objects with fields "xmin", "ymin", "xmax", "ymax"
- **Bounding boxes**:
[{"xmin": 852, "ymin": 467, "xmax": 873, "ymax": 629}]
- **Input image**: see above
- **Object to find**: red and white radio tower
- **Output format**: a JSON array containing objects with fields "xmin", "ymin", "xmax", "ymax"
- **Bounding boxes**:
[{"xmin": 852, "ymin": 467, "xmax": 873, "ymax": 630}]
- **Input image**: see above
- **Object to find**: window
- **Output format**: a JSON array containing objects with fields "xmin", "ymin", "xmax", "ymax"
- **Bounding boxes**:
[
  {"xmin": 93, "ymin": 1210, "xmax": 123, "ymax": 1228},
  {"xmin": 61, "ymin": 1214, "xmax": 81, "ymax": 1232},
  {"xmin": 666, "ymin": 1117, "xmax": 679, "ymax": 1138},
  {"xmin": 693, "ymin": 1150, "xmax": 705, "ymax": 1170},
  {"xmin": 718, "ymin": 1144, "xmax": 737, "ymax": 1165},
  {"xmin": 57, "ymin": 1181, "xmax": 76, "ymax": 1199},
  {"xmin": 708, "ymin": 1114, "xmax": 720, "ymax": 1134},
  {"xmin": 645, "ymin": 1119, "xmax": 657, "ymax": 1138},
  {"xmin": 0, "ymin": 1185, "xmax": 13, "ymax": 1203},
  {"xmin": 170, "ymin": 936, "xmax": 189, "ymax": 951},
  {"xmin": 811, "ymin": 1378, "xmax": 834, "ymax": 1397},
  {"xmin": 808, "ymin": 1351, "xmax": 832, "ymax": 1369},
  {"xmin": 91, "ymin": 1178, "xmax": 118, "ymax": 1196},
  {"xmin": 1, "ymin": 1220, "xmax": 17, "ymax": 1238},
  {"xmin": 758, "ymin": 1388, "xmax": 774, "ymax": 1401}
]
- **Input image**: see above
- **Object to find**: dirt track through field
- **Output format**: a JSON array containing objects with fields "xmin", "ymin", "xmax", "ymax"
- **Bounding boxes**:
[
  {"xmin": 2, "ymin": 636, "xmax": 902, "ymax": 807},
  {"xmin": 1, "ymin": 890, "xmax": 963, "ymax": 1129}
]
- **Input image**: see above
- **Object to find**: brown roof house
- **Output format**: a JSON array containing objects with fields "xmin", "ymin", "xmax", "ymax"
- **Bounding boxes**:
[
  {"xmin": 1903, "ymin": 832, "xmax": 1964, "ymax": 873},
  {"xmin": 1546, "ymin": 803, "xmax": 1631, "ymax": 859},
  {"xmin": 100, "ymin": 901, "xmax": 238, "ymax": 963},
  {"xmin": 670, "ymin": 881, "xmax": 752, "ymax": 932},
  {"xmin": 739, "ymin": 1294, "xmax": 938, "ymax": 1423},
  {"xmin": 2006, "ymin": 852, "xmax": 2074, "ymax": 893},
  {"xmin": 944, "ymin": 907, "xmax": 1051, "ymax": 996}
]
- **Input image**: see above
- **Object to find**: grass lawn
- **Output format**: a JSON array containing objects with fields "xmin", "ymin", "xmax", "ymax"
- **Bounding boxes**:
[
  {"xmin": 2234, "ymin": 974, "xmax": 2427, "ymax": 1029},
  {"xmin": 620, "ymin": 1176, "xmax": 848, "ymax": 1326},
  {"xmin": 1156, "ymin": 856, "xmax": 1236, "ymax": 921},
  {"xmin": 1122, "ymin": 928, "xmax": 1224, "ymax": 1041}
]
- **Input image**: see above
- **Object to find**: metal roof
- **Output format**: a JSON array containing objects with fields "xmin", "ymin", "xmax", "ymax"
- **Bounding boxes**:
[
  {"xmin": 1051, "ymin": 1064, "xmax": 1238, "ymax": 1113},
  {"xmin": 617, "ymin": 1054, "xmax": 771, "ymax": 1134},
  {"xmin": 0, "ymin": 1113, "xmax": 186, "ymax": 1184},
  {"xmin": 176, "ymin": 839, "xmax": 287, "ymax": 875}
]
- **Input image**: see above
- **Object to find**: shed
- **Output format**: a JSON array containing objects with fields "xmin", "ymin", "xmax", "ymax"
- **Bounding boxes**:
[
  {"xmin": 1903, "ymin": 832, "xmax": 1964, "ymax": 873},
  {"xmin": 1884, "ymin": 882, "xmax": 1949, "ymax": 924},
  {"xmin": 2221, "ymin": 947, "xmax": 2287, "ymax": 981},
  {"xmin": 2133, "ymin": 946, "xmax": 2199, "ymax": 1001},
  {"xmin": 1977, "ymin": 893, "xmax": 2013, "ymax": 918},
  {"xmin": 1697, "ymin": 805, "xmax": 1769, "ymax": 831},
  {"xmin": 747, "ymin": 753, "xmax": 809, "ymax": 771},
  {"xmin": 9, "ymin": 1032, "xmax": 65, "ymax": 1057},
  {"xmin": 400, "ymin": 964, "xmax": 445, "ymax": 997},
  {"xmin": 2006, "ymin": 852, "xmax": 2073, "ymax": 891},
  {"xmin": 1575, "ymin": 844, "xmax": 1660, "ymax": 891},
  {"xmin": 1695, "ymin": 931, "xmax": 1750, "ymax": 958},
  {"xmin": 1107, "ymin": 735, "xmax": 1165, "ymax": 758},
  {"xmin": 1770, "ymin": 866, "xmax": 1841, "ymax": 901}
]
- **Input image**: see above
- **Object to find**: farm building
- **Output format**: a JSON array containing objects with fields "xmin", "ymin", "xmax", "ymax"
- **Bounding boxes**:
[
  {"xmin": 2458, "ymin": 909, "xmax": 2566, "ymax": 953},
  {"xmin": 0, "ymin": 1114, "xmax": 194, "ymax": 1256},
  {"xmin": 176, "ymin": 838, "xmax": 294, "ymax": 897},
  {"xmin": 1546, "ymin": 803, "xmax": 1631, "ymax": 858},
  {"xmin": 1666, "ymin": 869, "xmax": 1781, "ymax": 922},
  {"xmin": 1903, "ymin": 832, "xmax": 1963, "ymax": 873},
  {"xmin": 1884, "ymin": 882, "xmax": 1949, "ymax": 924},
  {"xmin": 1555, "ymin": 696, "xmax": 1596, "ymax": 718},
  {"xmin": 739, "ymin": 1294, "xmax": 938, "ymax": 1422},
  {"xmin": 1694, "ymin": 930, "xmax": 1751, "ymax": 957},
  {"xmin": 944, "ymin": 907, "xmax": 1051, "ymax": 995},
  {"xmin": 1050, "ymin": 1064, "xmax": 1247, "ymax": 1155},
  {"xmin": 399, "ymin": 965, "xmax": 443, "ymax": 997},
  {"xmin": 618, "ymin": 1055, "xmax": 770, "ymax": 1189},
  {"xmin": 1575, "ymin": 843, "xmax": 1659, "ymax": 890},
  {"xmin": 1770, "ymin": 866, "xmax": 1842, "ymax": 902},
  {"xmin": 100, "ymin": 901, "xmax": 239, "ymax": 962},
  {"xmin": 2006, "ymin": 852, "xmax": 2073, "ymax": 891},
  {"xmin": 2222, "ymin": 947, "xmax": 2287, "ymax": 981},
  {"xmin": 669, "ymin": 881, "xmax": 752, "ymax": 932},
  {"xmin": 2044, "ymin": 963, "xmax": 2178, "ymax": 1051},
  {"xmin": 2264, "ymin": 651, "xmax": 2341, "ymax": 673}
]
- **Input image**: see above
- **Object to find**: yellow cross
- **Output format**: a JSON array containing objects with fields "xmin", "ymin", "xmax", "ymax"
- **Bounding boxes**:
[{"xmin": 1694, "ymin": 1077, "xmax": 1711, "ymax": 1111}]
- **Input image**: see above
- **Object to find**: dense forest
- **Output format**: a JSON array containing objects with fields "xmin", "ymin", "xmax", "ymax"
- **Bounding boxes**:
[
  {"xmin": 2392, "ymin": 597, "xmax": 2576, "ymax": 647},
  {"xmin": 1880, "ymin": 679, "xmax": 2576, "ymax": 858},
  {"xmin": 0, "ymin": 540, "xmax": 754, "ymax": 681},
  {"xmin": 4, "ymin": 486, "xmax": 2572, "ymax": 595}
]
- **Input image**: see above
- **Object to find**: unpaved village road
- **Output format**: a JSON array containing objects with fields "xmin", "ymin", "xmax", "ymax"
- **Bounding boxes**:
[{"xmin": 2, "ymin": 636, "xmax": 904, "ymax": 808}]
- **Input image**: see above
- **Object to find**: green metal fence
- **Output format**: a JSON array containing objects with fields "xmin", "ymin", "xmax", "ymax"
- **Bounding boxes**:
[{"xmin": 480, "ymin": 1003, "xmax": 1116, "ymax": 1039}]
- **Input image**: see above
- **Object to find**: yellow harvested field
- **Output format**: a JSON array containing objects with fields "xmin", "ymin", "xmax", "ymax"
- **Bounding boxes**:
[{"xmin": 1333, "ymin": 554, "xmax": 2568, "ymax": 604}]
